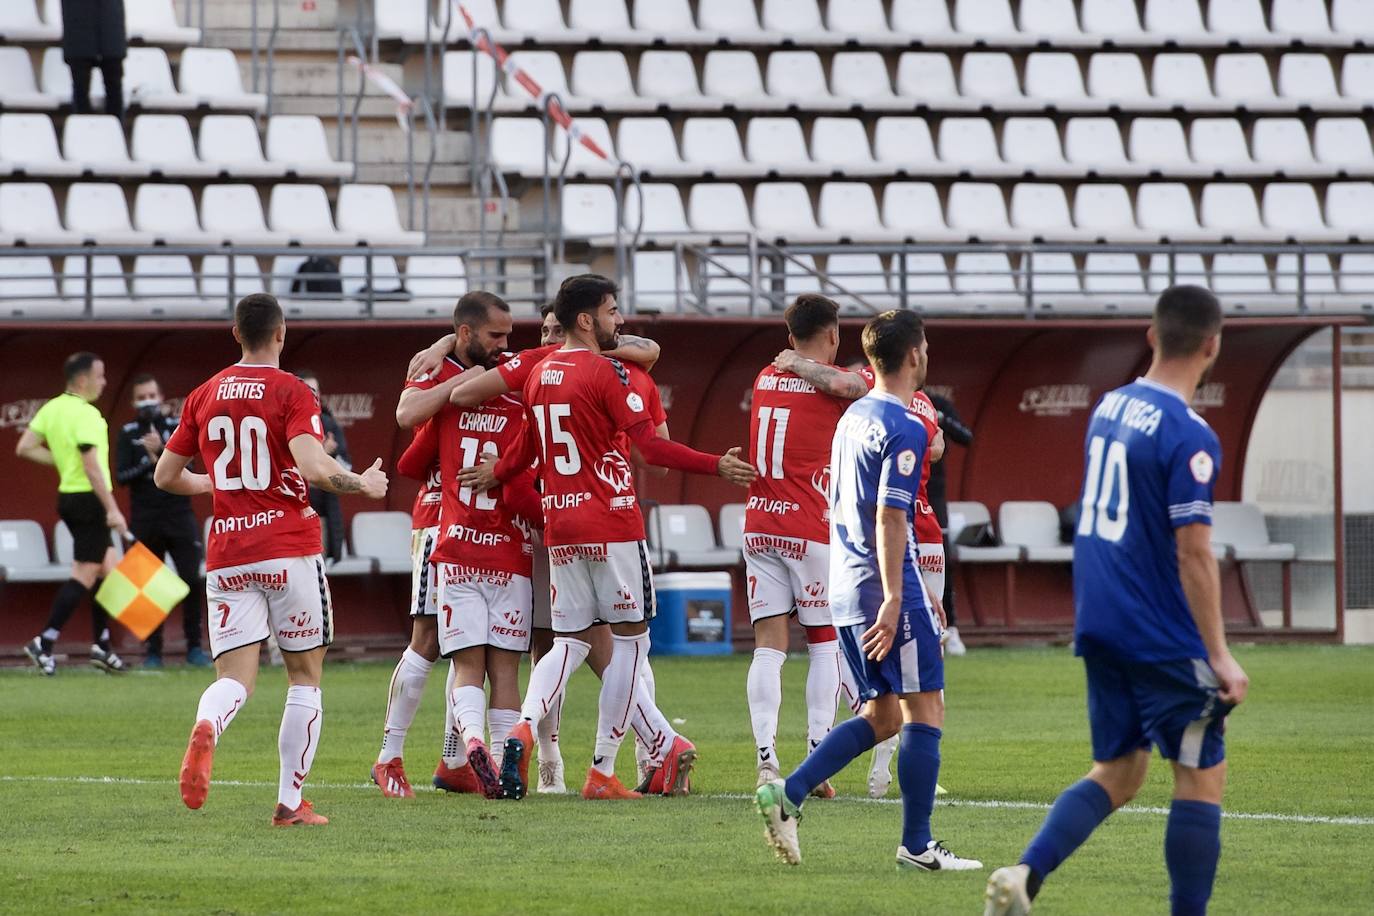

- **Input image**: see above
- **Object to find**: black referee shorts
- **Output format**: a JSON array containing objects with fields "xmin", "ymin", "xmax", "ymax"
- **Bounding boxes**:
[{"xmin": 57, "ymin": 492, "xmax": 110, "ymax": 563}]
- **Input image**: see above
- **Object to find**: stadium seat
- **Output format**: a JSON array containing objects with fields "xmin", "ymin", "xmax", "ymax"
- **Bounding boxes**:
[
  {"xmin": 1341, "ymin": 55, "xmax": 1374, "ymax": 104},
  {"xmin": 1081, "ymin": 0, "xmax": 1145, "ymax": 35},
  {"xmin": 95, "ymin": 47, "xmax": 190, "ymax": 110},
  {"xmin": 753, "ymin": 182, "xmax": 821, "ymax": 241},
  {"xmin": 1189, "ymin": 118, "xmax": 1254, "ymax": 173},
  {"xmin": 1213, "ymin": 54, "xmax": 1282, "ymax": 110},
  {"xmin": 831, "ymin": 52, "xmax": 900, "ymax": 106},
  {"xmin": 570, "ymin": 51, "xmax": 652, "ymax": 111},
  {"xmin": 568, "ymin": 0, "xmax": 639, "ymax": 44},
  {"xmin": 337, "ymin": 254, "xmax": 404, "ymax": 301},
  {"xmin": 1152, "ymin": 54, "xmax": 1216, "ymax": 108},
  {"xmin": 1274, "ymin": 253, "xmax": 1338, "ymax": 301},
  {"xmin": 743, "ymin": 117, "xmax": 818, "ymax": 176},
  {"xmin": 499, "ymin": 51, "xmax": 570, "ymax": 109},
  {"xmin": 489, "ymin": 118, "xmax": 548, "ymax": 176},
  {"xmin": 961, "ymin": 52, "xmax": 1026, "ymax": 107},
  {"xmin": 701, "ymin": 52, "xmax": 773, "ymax": 111},
  {"xmin": 0, "ymin": 519, "xmax": 66, "ymax": 581},
  {"xmin": 698, "ymin": 0, "xmax": 776, "ymax": 43},
  {"xmin": 200, "ymin": 254, "xmax": 266, "ymax": 304},
  {"xmin": 765, "ymin": 253, "xmax": 823, "ymax": 300},
  {"xmin": 442, "ymin": 51, "xmax": 499, "ymax": 108},
  {"xmin": 1210, "ymin": 502, "xmax": 1297, "ymax": 563},
  {"xmin": 1001, "ymin": 117, "xmax": 1069, "ymax": 175},
  {"xmin": 939, "ymin": 118, "xmax": 1007, "ymax": 173},
  {"xmin": 350, "ymin": 512, "xmax": 413, "ymax": 575},
  {"xmin": 898, "ymin": 252, "xmax": 954, "ymax": 295},
  {"xmin": 560, "ymin": 183, "xmax": 617, "ymax": 237},
  {"xmin": 60, "ymin": 254, "xmax": 132, "ymax": 313},
  {"xmin": 1270, "ymin": 0, "xmax": 1333, "ymax": 39},
  {"xmin": 684, "ymin": 118, "xmax": 755, "ymax": 176},
  {"xmin": 1023, "ymin": 53, "xmax": 1093, "ymax": 107},
  {"xmin": 1020, "ymin": 0, "xmax": 1086, "ymax": 40},
  {"xmin": 268, "ymin": 255, "xmax": 367, "ymax": 319},
  {"xmin": 1200, "ymin": 183, "xmax": 1266, "ymax": 239},
  {"xmin": 1211, "ymin": 253, "xmax": 1278, "ymax": 311},
  {"xmin": 133, "ymin": 183, "xmax": 212, "ymax": 245},
  {"xmin": 947, "ymin": 500, "xmax": 1023, "ymax": 562},
  {"xmin": 1146, "ymin": 252, "xmax": 1208, "ymax": 292},
  {"xmin": 1278, "ymin": 55, "xmax": 1345, "ymax": 110},
  {"xmin": 66, "ymin": 183, "xmax": 153, "ymax": 245},
  {"xmin": 999, "ymin": 501, "xmax": 1073, "ymax": 562},
  {"xmin": 687, "ymin": 183, "xmax": 753, "ymax": 237},
  {"xmin": 823, "ymin": 253, "xmax": 894, "ymax": 311},
  {"xmin": 1207, "ymin": 0, "xmax": 1268, "ymax": 39},
  {"xmin": 1083, "ymin": 252, "xmax": 1150, "ymax": 308},
  {"xmin": 882, "ymin": 182, "xmax": 961, "ymax": 241},
  {"xmin": 954, "ymin": 0, "xmax": 1018, "ymax": 42},
  {"xmin": 1129, "ymin": 118, "xmax": 1197, "ymax": 175},
  {"xmin": 0, "ymin": 182, "xmax": 76, "ymax": 245},
  {"xmin": 551, "ymin": 117, "xmax": 616, "ymax": 177},
  {"xmin": 953, "ymin": 252, "xmax": 1024, "ymax": 312},
  {"xmin": 58, "ymin": 114, "xmax": 147, "ymax": 178},
  {"xmin": 1338, "ymin": 253, "xmax": 1374, "ymax": 299},
  {"xmin": 0, "ymin": 47, "xmax": 58, "ymax": 110},
  {"xmin": 895, "ymin": 52, "xmax": 962, "ymax": 106},
  {"xmin": 132, "ymin": 114, "xmax": 218, "ymax": 177},
  {"xmin": 1137, "ymin": 183, "xmax": 1205, "ymax": 240},
  {"xmin": 638, "ymin": 51, "xmax": 720, "ymax": 110},
  {"xmin": 622, "ymin": 183, "xmax": 689, "ymax": 236},
  {"xmin": 1144, "ymin": 0, "xmax": 1206, "ymax": 38},
  {"xmin": 1333, "ymin": 0, "xmax": 1374, "ymax": 32},
  {"xmin": 1074, "ymin": 184, "xmax": 1144, "ymax": 240},
  {"xmin": 890, "ymin": 0, "xmax": 958, "ymax": 36},
  {"xmin": 699, "ymin": 253, "xmax": 757, "ymax": 314},
  {"xmin": 122, "ymin": 254, "xmax": 217, "ymax": 318},
  {"xmin": 125, "ymin": 0, "xmax": 200, "ymax": 45},
  {"xmin": 1065, "ymin": 117, "xmax": 1130, "ymax": 172},
  {"xmin": 825, "ymin": 0, "xmax": 893, "ymax": 42},
  {"xmin": 1262, "ymin": 183, "xmax": 1339, "ymax": 241},
  {"xmin": 266, "ymin": 115, "xmax": 353, "ymax": 179},
  {"xmin": 616, "ymin": 118, "xmax": 688, "ymax": 176},
  {"xmin": 874, "ymin": 118, "xmax": 941, "ymax": 174},
  {"xmin": 0, "ymin": 112, "xmax": 80, "ymax": 177},
  {"xmin": 269, "ymin": 184, "xmax": 355, "ymax": 246},
  {"xmin": 403, "ymin": 255, "xmax": 466, "ymax": 316},
  {"xmin": 1010, "ymin": 183, "xmax": 1075, "ymax": 238},
  {"xmin": 1087, "ymin": 53, "xmax": 1153, "ymax": 107},
  {"xmin": 632, "ymin": 0, "xmax": 707, "ymax": 43},
  {"xmin": 761, "ymin": 0, "xmax": 828, "ymax": 42},
  {"xmin": 647, "ymin": 505, "xmax": 740, "ymax": 568},
  {"xmin": 630, "ymin": 250, "xmax": 690, "ymax": 311},
  {"xmin": 766, "ymin": 51, "xmax": 840, "ymax": 110},
  {"xmin": 1326, "ymin": 182, "xmax": 1374, "ymax": 240},
  {"xmin": 503, "ymin": 0, "xmax": 581, "ymax": 43},
  {"xmin": 201, "ymin": 184, "xmax": 286, "ymax": 245},
  {"xmin": 811, "ymin": 118, "xmax": 881, "ymax": 176},
  {"xmin": 0, "ymin": 1, "xmax": 60, "ymax": 42},
  {"xmin": 0, "ymin": 255, "xmax": 75, "ymax": 319},
  {"xmin": 1253, "ymin": 118, "xmax": 1317, "ymax": 172},
  {"xmin": 1314, "ymin": 118, "xmax": 1374, "ymax": 169},
  {"xmin": 817, "ymin": 182, "xmax": 889, "ymax": 242},
  {"xmin": 196, "ymin": 114, "xmax": 282, "ymax": 179},
  {"xmin": 947, "ymin": 182, "xmax": 1015, "ymax": 240},
  {"xmin": 1025, "ymin": 252, "xmax": 1081, "ymax": 311},
  {"xmin": 717, "ymin": 504, "xmax": 746, "ymax": 552}
]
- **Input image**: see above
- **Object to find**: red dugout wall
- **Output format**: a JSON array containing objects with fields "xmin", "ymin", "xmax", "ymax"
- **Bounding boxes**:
[{"xmin": 0, "ymin": 317, "xmax": 1343, "ymax": 654}]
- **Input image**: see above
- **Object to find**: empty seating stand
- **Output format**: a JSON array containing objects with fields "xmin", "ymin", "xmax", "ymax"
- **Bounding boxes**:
[
  {"xmin": 647, "ymin": 505, "xmax": 742, "ymax": 569},
  {"xmin": 947, "ymin": 500, "xmax": 1022, "ymax": 625},
  {"xmin": 1210, "ymin": 501, "xmax": 1298, "ymax": 626}
]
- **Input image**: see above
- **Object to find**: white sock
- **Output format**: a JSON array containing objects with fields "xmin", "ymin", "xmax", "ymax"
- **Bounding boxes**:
[
  {"xmin": 746, "ymin": 647, "xmax": 786, "ymax": 770},
  {"xmin": 805, "ymin": 639, "xmax": 843, "ymax": 748},
  {"xmin": 196, "ymin": 677, "xmax": 249, "ymax": 744},
  {"xmin": 593, "ymin": 632, "xmax": 647, "ymax": 777},
  {"xmin": 487, "ymin": 708, "xmax": 518, "ymax": 767},
  {"xmin": 839, "ymin": 646, "xmax": 863, "ymax": 714},
  {"xmin": 520, "ymin": 637, "xmax": 590, "ymax": 722},
  {"xmin": 440, "ymin": 661, "xmax": 463, "ymax": 765},
  {"xmin": 630, "ymin": 679, "xmax": 678, "ymax": 767},
  {"xmin": 537, "ymin": 693, "xmax": 562, "ymax": 764},
  {"xmin": 638, "ymin": 657, "xmax": 657, "ymax": 703},
  {"xmin": 452, "ymin": 684, "xmax": 487, "ymax": 747},
  {"xmin": 378, "ymin": 648, "xmax": 433, "ymax": 763},
  {"xmin": 277, "ymin": 685, "xmax": 322, "ymax": 810}
]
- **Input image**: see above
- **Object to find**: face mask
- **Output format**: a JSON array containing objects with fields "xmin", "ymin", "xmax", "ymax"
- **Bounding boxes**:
[{"xmin": 135, "ymin": 399, "xmax": 161, "ymax": 420}]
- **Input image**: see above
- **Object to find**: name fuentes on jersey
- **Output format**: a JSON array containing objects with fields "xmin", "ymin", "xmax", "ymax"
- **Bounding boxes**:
[{"xmin": 215, "ymin": 378, "xmax": 266, "ymax": 400}]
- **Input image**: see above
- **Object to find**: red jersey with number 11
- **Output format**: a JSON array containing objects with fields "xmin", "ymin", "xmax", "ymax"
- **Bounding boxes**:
[{"xmin": 166, "ymin": 363, "xmax": 324, "ymax": 571}]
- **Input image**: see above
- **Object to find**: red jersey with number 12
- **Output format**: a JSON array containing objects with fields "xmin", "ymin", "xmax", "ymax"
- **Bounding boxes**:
[
  {"xmin": 520, "ymin": 349, "xmax": 652, "ymax": 547},
  {"xmin": 745, "ymin": 364, "xmax": 874, "ymax": 541},
  {"xmin": 909, "ymin": 390, "xmax": 942, "ymax": 545},
  {"xmin": 166, "ymin": 363, "xmax": 324, "ymax": 571}
]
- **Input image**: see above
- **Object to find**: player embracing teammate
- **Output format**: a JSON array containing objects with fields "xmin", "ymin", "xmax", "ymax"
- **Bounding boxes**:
[{"xmin": 463, "ymin": 274, "xmax": 756, "ymax": 799}]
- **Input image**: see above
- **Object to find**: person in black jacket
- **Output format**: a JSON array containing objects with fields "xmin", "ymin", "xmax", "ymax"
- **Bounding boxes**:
[
  {"xmin": 295, "ymin": 369, "xmax": 351, "ymax": 564},
  {"xmin": 115, "ymin": 374, "xmax": 209, "ymax": 667},
  {"xmin": 61, "ymin": 0, "xmax": 127, "ymax": 120},
  {"xmin": 928, "ymin": 391, "xmax": 973, "ymax": 655}
]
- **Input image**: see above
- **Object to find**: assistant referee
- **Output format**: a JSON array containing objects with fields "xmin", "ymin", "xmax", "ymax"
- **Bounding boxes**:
[{"xmin": 16, "ymin": 352, "xmax": 129, "ymax": 676}]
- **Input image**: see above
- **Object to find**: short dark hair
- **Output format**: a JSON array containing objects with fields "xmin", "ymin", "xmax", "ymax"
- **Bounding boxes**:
[
  {"xmin": 539, "ymin": 301, "xmax": 556, "ymax": 319},
  {"xmin": 862, "ymin": 310, "xmax": 925, "ymax": 376},
  {"xmin": 1154, "ymin": 285, "xmax": 1222, "ymax": 359},
  {"xmin": 453, "ymin": 290, "xmax": 511, "ymax": 330},
  {"xmin": 63, "ymin": 352, "xmax": 100, "ymax": 384},
  {"xmin": 130, "ymin": 373, "xmax": 158, "ymax": 389},
  {"xmin": 235, "ymin": 293, "xmax": 283, "ymax": 350},
  {"xmin": 552, "ymin": 274, "xmax": 618, "ymax": 332},
  {"xmin": 785, "ymin": 294, "xmax": 840, "ymax": 342}
]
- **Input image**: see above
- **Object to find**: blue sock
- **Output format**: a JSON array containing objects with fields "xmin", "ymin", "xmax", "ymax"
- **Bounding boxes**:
[
  {"xmin": 898, "ymin": 722, "xmax": 941, "ymax": 852},
  {"xmin": 1021, "ymin": 778, "xmax": 1114, "ymax": 883},
  {"xmin": 1166, "ymin": 800, "xmax": 1221, "ymax": 916},
  {"xmin": 784, "ymin": 716, "xmax": 876, "ymax": 808}
]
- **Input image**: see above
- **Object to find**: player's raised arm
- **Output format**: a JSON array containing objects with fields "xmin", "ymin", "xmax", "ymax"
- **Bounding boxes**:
[
  {"xmin": 626, "ymin": 422, "xmax": 756, "ymax": 486},
  {"xmin": 406, "ymin": 333, "xmax": 456, "ymax": 381},
  {"xmin": 774, "ymin": 349, "xmax": 870, "ymax": 399},
  {"xmin": 396, "ymin": 365, "xmax": 482, "ymax": 428},
  {"xmin": 448, "ymin": 366, "xmax": 507, "ymax": 408},
  {"xmin": 605, "ymin": 334, "xmax": 660, "ymax": 369},
  {"xmin": 289, "ymin": 434, "xmax": 388, "ymax": 499}
]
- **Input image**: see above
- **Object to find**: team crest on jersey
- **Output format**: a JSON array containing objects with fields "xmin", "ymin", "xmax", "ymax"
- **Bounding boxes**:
[
  {"xmin": 811, "ymin": 466, "xmax": 831, "ymax": 498},
  {"xmin": 1190, "ymin": 450, "xmax": 1214, "ymax": 484},
  {"xmin": 897, "ymin": 449, "xmax": 917, "ymax": 476},
  {"xmin": 594, "ymin": 451, "xmax": 635, "ymax": 493},
  {"xmin": 276, "ymin": 467, "xmax": 309, "ymax": 502},
  {"xmin": 626, "ymin": 392, "xmax": 645, "ymax": 413}
]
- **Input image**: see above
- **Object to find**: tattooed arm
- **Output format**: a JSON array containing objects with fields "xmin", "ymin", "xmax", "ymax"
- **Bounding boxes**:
[
  {"xmin": 289, "ymin": 434, "xmax": 388, "ymax": 499},
  {"xmin": 605, "ymin": 334, "xmax": 661, "ymax": 370},
  {"xmin": 772, "ymin": 350, "xmax": 870, "ymax": 400}
]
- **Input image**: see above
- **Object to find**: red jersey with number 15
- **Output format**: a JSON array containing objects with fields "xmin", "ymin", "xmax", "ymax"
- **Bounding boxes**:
[
  {"xmin": 166, "ymin": 363, "xmax": 324, "ymax": 571},
  {"xmin": 745, "ymin": 363, "xmax": 875, "ymax": 541},
  {"xmin": 909, "ymin": 390, "xmax": 943, "ymax": 545},
  {"xmin": 520, "ymin": 349, "xmax": 652, "ymax": 547}
]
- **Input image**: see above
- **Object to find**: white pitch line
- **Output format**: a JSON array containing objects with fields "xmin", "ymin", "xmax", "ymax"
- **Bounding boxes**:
[{"xmin": 3, "ymin": 774, "xmax": 1372, "ymax": 826}]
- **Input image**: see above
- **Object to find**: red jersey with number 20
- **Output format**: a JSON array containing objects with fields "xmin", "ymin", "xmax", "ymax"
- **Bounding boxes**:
[
  {"xmin": 909, "ymin": 390, "xmax": 943, "ymax": 545},
  {"xmin": 745, "ymin": 364, "xmax": 874, "ymax": 541},
  {"xmin": 166, "ymin": 363, "xmax": 324, "ymax": 571},
  {"xmin": 520, "ymin": 349, "xmax": 651, "ymax": 547}
]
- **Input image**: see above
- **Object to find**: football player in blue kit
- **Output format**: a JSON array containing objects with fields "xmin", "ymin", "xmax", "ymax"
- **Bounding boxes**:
[
  {"xmin": 754, "ymin": 309, "xmax": 982, "ymax": 873},
  {"xmin": 985, "ymin": 285, "xmax": 1250, "ymax": 916}
]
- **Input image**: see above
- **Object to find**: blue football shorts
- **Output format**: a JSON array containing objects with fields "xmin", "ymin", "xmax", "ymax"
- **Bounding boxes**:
[
  {"xmin": 1084, "ymin": 654, "xmax": 1235, "ymax": 769},
  {"xmin": 837, "ymin": 600, "xmax": 944, "ymax": 701}
]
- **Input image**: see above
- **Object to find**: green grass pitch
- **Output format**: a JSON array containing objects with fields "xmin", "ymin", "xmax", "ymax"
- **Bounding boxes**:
[{"xmin": 2, "ymin": 644, "xmax": 1371, "ymax": 914}]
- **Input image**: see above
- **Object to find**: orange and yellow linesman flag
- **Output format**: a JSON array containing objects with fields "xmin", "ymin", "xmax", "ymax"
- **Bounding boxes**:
[{"xmin": 94, "ymin": 541, "xmax": 190, "ymax": 640}]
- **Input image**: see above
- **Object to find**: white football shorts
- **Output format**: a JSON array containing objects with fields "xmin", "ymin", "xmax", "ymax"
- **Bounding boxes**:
[
  {"xmin": 410, "ymin": 525, "xmax": 439, "ymax": 617},
  {"xmin": 432, "ymin": 562, "xmax": 532, "ymax": 654},
  {"xmin": 743, "ymin": 534, "xmax": 831, "ymax": 627},
  {"xmin": 206, "ymin": 554, "xmax": 333, "ymax": 659},
  {"xmin": 917, "ymin": 541, "xmax": 945, "ymax": 610},
  {"xmin": 547, "ymin": 540, "xmax": 655, "ymax": 633}
]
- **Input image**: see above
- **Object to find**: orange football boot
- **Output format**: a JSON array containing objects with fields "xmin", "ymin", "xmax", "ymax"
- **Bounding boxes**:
[
  {"xmin": 179, "ymin": 719, "xmax": 215, "ymax": 810},
  {"xmin": 371, "ymin": 757, "xmax": 414, "ymax": 798},
  {"xmin": 581, "ymin": 768, "xmax": 643, "ymax": 800},
  {"xmin": 433, "ymin": 759, "xmax": 483, "ymax": 794},
  {"xmin": 272, "ymin": 799, "xmax": 329, "ymax": 826},
  {"xmin": 657, "ymin": 736, "xmax": 697, "ymax": 797},
  {"xmin": 810, "ymin": 779, "xmax": 837, "ymax": 799}
]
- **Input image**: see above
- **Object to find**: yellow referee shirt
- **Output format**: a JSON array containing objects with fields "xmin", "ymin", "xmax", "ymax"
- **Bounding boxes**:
[{"xmin": 26, "ymin": 393, "xmax": 111, "ymax": 494}]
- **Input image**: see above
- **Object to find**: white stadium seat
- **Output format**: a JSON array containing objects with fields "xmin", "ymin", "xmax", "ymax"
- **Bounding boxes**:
[
  {"xmin": 900, "ymin": 252, "xmax": 954, "ymax": 295},
  {"xmin": 268, "ymin": 255, "xmax": 367, "ymax": 319},
  {"xmin": 560, "ymin": 183, "xmax": 617, "ymax": 237},
  {"xmin": 895, "ymin": 53, "xmax": 960, "ymax": 104},
  {"xmin": 766, "ymin": 51, "xmax": 838, "ymax": 109},
  {"xmin": 630, "ymin": 251, "xmax": 690, "ymax": 311},
  {"xmin": 1214, "ymin": 54, "xmax": 1281, "ymax": 109},
  {"xmin": 1207, "ymin": 0, "xmax": 1268, "ymax": 37},
  {"xmin": 65, "ymin": 182, "xmax": 153, "ymax": 245},
  {"xmin": 960, "ymin": 52, "xmax": 1024, "ymax": 105},
  {"xmin": 1314, "ymin": 119, "xmax": 1374, "ymax": 168},
  {"xmin": 891, "ymin": 0, "xmax": 957, "ymax": 36},
  {"xmin": 570, "ymin": 51, "xmax": 651, "ymax": 111},
  {"xmin": 616, "ymin": 118, "xmax": 687, "ymax": 176},
  {"xmin": 622, "ymin": 183, "xmax": 689, "ymax": 236},
  {"xmin": 702, "ymin": 51, "xmax": 774, "ymax": 110},
  {"xmin": 824, "ymin": 253, "xmax": 893, "ymax": 310},
  {"xmin": 489, "ymin": 118, "xmax": 547, "ymax": 176},
  {"xmin": 1339, "ymin": 254, "xmax": 1374, "ymax": 296},
  {"xmin": 826, "ymin": 0, "xmax": 893, "ymax": 41},
  {"xmin": 123, "ymin": 254, "xmax": 214, "ymax": 318},
  {"xmin": 552, "ymin": 117, "xmax": 616, "ymax": 177},
  {"xmin": 684, "ymin": 118, "xmax": 752, "ymax": 175},
  {"xmin": 1333, "ymin": 0, "xmax": 1374, "ymax": 32},
  {"xmin": 0, "ymin": 256, "xmax": 75, "ymax": 319},
  {"xmin": 1342, "ymin": 56, "xmax": 1374, "ymax": 104},
  {"xmin": 1065, "ymin": 118, "xmax": 1130, "ymax": 170},
  {"xmin": 1152, "ymin": 54, "xmax": 1214, "ymax": 107},
  {"xmin": 831, "ymin": 52, "xmax": 899, "ymax": 106},
  {"xmin": 442, "ymin": 51, "xmax": 498, "ymax": 107},
  {"xmin": 1075, "ymin": 184, "xmax": 1142, "ymax": 239},
  {"xmin": 874, "ymin": 118, "xmax": 940, "ymax": 172},
  {"xmin": 61, "ymin": 254, "xmax": 131, "ymax": 312},
  {"xmin": 818, "ymin": 182, "xmax": 887, "ymax": 240},
  {"xmin": 1144, "ymin": 0, "xmax": 1205, "ymax": 36},
  {"xmin": 1200, "ymin": 183, "xmax": 1265, "ymax": 238},
  {"xmin": 811, "ymin": 118, "xmax": 881, "ymax": 175},
  {"xmin": 752, "ymin": 182, "xmax": 820, "ymax": 240},
  {"xmin": 1000, "ymin": 501, "xmax": 1073, "ymax": 561},
  {"xmin": 1211, "ymin": 253, "xmax": 1277, "ymax": 311},
  {"xmin": 266, "ymin": 115, "xmax": 353, "ymax": 179},
  {"xmin": 954, "ymin": 0, "xmax": 1018, "ymax": 41},
  {"xmin": 503, "ymin": 0, "xmax": 578, "ymax": 42},
  {"xmin": 1087, "ymin": 53, "xmax": 1152, "ymax": 106},
  {"xmin": 638, "ymin": 51, "xmax": 718, "ymax": 110},
  {"xmin": 1024, "ymin": 53, "xmax": 1091, "ymax": 106},
  {"xmin": 698, "ymin": 0, "xmax": 775, "ymax": 42},
  {"xmin": 1129, "ymin": 118, "xmax": 1196, "ymax": 173},
  {"xmin": 336, "ymin": 184, "xmax": 423, "ymax": 245},
  {"xmin": 1082, "ymin": 0, "xmax": 1145, "ymax": 35},
  {"xmin": 122, "ymin": 47, "xmax": 194, "ymax": 109},
  {"xmin": 125, "ymin": 0, "xmax": 200, "ymax": 45},
  {"xmin": 1271, "ymin": 0, "xmax": 1332, "ymax": 39},
  {"xmin": 199, "ymin": 114, "xmax": 285, "ymax": 178},
  {"xmin": 1327, "ymin": 182, "xmax": 1374, "ymax": 239},
  {"xmin": 647, "ymin": 505, "xmax": 740, "ymax": 568},
  {"xmin": 882, "ymin": 182, "xmax": 958, "ymax": 240},
  {"xmin": 201, "ymin": 255, "xmax": 266, "ymax": 303},
  {"xmin": 499, "ymin": 51, "xmax": 570, "ymax": 108},
  {"xmin": 1002, "ymin": 117, "xmax": 1069, "ymax": 173},
  {"xmin": 0, "ymin": 47, "xmax": 58, "ymax": 110},
  {"xmin": 1083, "ymin": 253, "xmax": 1151, "ymax": 311},
  {"xmin": 939, "ymin": 118, "xmax": 1004, "ymax": 171},
  {"xmin": 688, "ymin": 183, "xmax": 753, "ymax": 236},
  {"xmin": 349, "ymin": 513, "xmax": 414, "ymax": 574},
  {"xmin": 761, "ymin": 0, "xmax": 828, "ymax": 42},
  {"xmin": 1147, "ymin": 252, "xmax": 1208, "ymax": 292},
  {"xmin": 201, "ymin": 184, "xmax": 286, "ymax": 245},
  {"xmin": 0, "ymin": 520, "xmax": 64, "ymax": 581},
  {"xmin": 403, "ymin": 255, "xmax": 466, "ymax": 309},
  {"xmin": 568, "ymin": 0, "xmax": 637, "ymax": 43},
  {"xmin": 1190, "ymin": 118, "xmax": 1253, "ymax": 172},
  {"xmin": 133, "ymin": 183, "xmax": 211, "ymax": 245},
  {"xmin": 700, "ymin": 254, "xmax": 757, "ymax": 313},
  {"xmin": 132, "ymin": 114, "xmax": 218, "ymax": 177},
  {"xmin": 632, "ymin": 0, "xmax": 703, "ymax": 43},
  {"xmin": 1027, "ymin": 253, "xmax": 1082, "ymax": 308},
  {"xmin": 1262, "ymin": 183, "xmax": 1335, "ymax": 240},
  {"xmin": 1278, "ymin": 55, "xmax": 1343, "ymax": 108},
  {"xmin": 0, "ymin": 1, "xmax": 60, "ymax": 42},
  {"xmin": 336, "ymin": 254, "xmax": 404, "ymax": 300},
  {"xmin": 0, "ymin": 182, "xmax": 77, "ymax": 244},
  {"xmin": 0, "ymin": 113, "xmax": 80, "ymax": 177},
  {"xmin": 1252, "ymin": 119, "xmax": 1317, "ymax": 170},
  {"xmin": 953, "ymin": 252, "xmax": 1023, "ymax": 311},
  {"xmin": 1020, "ymin": 0, "xmax": 1084, "ymax": 38},
  {"xmin": 1275, "ymin": 253, "xmax": 1338, "ymax": 297},
  {"xmin": 1010, "ymin": 183, "xmax": 1074, "ymax": 237},
  {"xmin": 947, "ymin": 182, "xmax": 1014, "ymax": 238},
  {"xmin": 269, "ymin": 184, "xmax": 353, "ymax": 245},
  {"xmin": 1137, "ymin": 183, "xmax": 1205, "ymax": 240}
]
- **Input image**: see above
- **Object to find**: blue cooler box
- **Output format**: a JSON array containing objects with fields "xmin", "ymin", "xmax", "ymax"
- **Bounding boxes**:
[{"xmin": 650, "ymin": 572, "xmax": 732, "ymax": 656}]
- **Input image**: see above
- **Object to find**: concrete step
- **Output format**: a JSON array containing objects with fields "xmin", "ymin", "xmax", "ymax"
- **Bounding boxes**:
[
  {"xmin": 205, "ymin": 28, "xmax": 346, "ymax": 53},
  {"xmin": 325, "ymin": 124, "xmax": 469, "ymax": 164},
  {"xmin": 176, "ymin": 0, "xmax": 341, "ymax": 32},
  {"xmin": 355, "ymin": 163, "xmax": 469, "ymax": 186},
  {"xmin": 272, "ymin": 94, "xmax": 402, "ymax": 119}
]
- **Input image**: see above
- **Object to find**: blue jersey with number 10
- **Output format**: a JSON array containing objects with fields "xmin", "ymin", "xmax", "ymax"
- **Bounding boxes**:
[{"xmin": 1073, "ymin": 378, "xmax": 1223, "ymax": 662}]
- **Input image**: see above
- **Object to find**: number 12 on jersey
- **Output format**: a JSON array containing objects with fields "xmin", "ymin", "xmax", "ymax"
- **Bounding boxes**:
[
  {"xmin": 755, "ymin": 406, "xmax": 790, "ymax": 479},
  {"xmin": 1078, "ymin": 435, "xmax": 1129, "ymax": 542}
]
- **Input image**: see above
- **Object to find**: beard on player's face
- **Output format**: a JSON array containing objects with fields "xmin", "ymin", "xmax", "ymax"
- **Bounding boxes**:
[
  {"xmin": 593, "ymin": 314, "xmax": 619, "ymax": 351},
  {"xmin": 462, "ymin": 336, "xmax": 499, "ymax": 369}
]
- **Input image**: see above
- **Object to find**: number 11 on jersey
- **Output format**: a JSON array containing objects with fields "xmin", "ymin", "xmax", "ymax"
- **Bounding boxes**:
[{"xmin": 755, "ymin": 406, "xmax": 790, "ymax": 479}]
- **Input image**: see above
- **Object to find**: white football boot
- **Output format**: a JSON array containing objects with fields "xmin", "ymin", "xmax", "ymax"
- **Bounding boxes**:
[
  {"xmin": 896, "ymin": 840, "xmax": 983, "ymax": 871},
  {"xmin": 984, "ymin": 864, "xmax": 1033, "ymax": 915}
]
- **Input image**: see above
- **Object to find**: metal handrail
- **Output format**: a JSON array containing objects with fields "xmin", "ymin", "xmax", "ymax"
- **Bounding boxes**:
[
  {"xmin": 613, "ymin": 161, "xmax": 645, "ymax": 311},
  {"xmin": 540, "ymin": 92, "xmax": 574, "ymax": 265}
]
